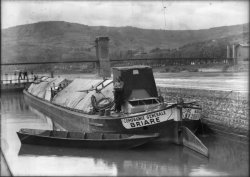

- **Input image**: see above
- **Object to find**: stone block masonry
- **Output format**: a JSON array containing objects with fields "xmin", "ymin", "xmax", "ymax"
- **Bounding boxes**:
[{"xmin": 157, "ymin": 87, "xmax": 249, "ymax": 137}]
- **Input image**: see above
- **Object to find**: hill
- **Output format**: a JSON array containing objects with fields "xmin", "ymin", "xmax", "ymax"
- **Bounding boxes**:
[{"xmin": 2, "ymin": 21, "xmax": 249, "ymax": 64}]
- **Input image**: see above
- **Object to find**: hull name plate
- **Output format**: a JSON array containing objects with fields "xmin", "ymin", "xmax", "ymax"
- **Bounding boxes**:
[
  {"xmin": 183, "ymin": 108, "xmax": 201, "ymax": 120},
  {"xmin": 121, "ymin": 109, "xmax": 174, "ymax": 129}
]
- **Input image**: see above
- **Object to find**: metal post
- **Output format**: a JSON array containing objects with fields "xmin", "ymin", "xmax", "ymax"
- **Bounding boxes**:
[
  {"xmin": 51, "ymin": 71, "xmax": 54, "ymax": 78},
  {"xmin": 175, "ymin": 98, "xmax": 184, "ymax": 145}
]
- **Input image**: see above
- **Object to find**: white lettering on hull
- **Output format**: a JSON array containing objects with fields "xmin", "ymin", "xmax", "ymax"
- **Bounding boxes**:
[
  {"xmin": 121, "ymin": 109, "xmax": 174, "ymax": 129},
  {"xmin": 182, "ymin": 108, "xmax": 201, "ymax": 120}
]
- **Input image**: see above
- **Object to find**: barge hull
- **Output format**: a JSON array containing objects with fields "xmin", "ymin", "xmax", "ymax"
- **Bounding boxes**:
[{"xmin": 23, "ymin": 90, "xmax": 200, "ymax": 143}]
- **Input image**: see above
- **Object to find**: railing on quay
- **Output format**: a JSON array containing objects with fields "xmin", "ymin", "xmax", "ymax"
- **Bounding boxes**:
[{"xmin": 1, "ymin": 78, "xmax": 34, "ymax": 85}]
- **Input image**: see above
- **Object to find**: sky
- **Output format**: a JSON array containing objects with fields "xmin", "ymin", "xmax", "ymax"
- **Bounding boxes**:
[{"xmin": 1, "ymin": 0, "xmax": 249, "ymax": 30}]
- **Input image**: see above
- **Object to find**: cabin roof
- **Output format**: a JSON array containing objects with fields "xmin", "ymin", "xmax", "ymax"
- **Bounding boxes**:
[{"xmin": 112, "ymin": 65, "xmax": 151, "ymax": 71}]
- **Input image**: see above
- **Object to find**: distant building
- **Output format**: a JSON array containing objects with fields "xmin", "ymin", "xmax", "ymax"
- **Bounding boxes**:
[
  {"xmin": 235, "ymin": 43, "xmax": 249, "ymax": 64},
  {"xmin": 227, "ymin": 43, "xmax": 249, "ymax": 64}
]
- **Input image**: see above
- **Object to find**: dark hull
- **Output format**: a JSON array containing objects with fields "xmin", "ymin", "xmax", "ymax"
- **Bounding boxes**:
[
  {"xmin": 23, "ymin": 90, "xmax": 200, "ymax": 142},
  {"xmin": 17, "ymin": 132, "xmax": 158, "ymax": 149}
]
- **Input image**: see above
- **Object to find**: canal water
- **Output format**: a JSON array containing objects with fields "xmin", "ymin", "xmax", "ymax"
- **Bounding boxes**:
[{"xmin": 1, "ymin": 92, "xmax": 249, "ymax": 176}]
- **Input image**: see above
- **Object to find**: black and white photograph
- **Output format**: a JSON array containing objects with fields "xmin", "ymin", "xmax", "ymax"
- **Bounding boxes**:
[{"xmin": 1, "ymin": 0, "xmax": 249, "ymax": 176}]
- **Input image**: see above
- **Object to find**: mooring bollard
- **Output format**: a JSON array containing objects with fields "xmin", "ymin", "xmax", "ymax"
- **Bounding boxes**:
[{"xmin": 99, "ymin": 109, "xmax": 105, "ymax": 116}]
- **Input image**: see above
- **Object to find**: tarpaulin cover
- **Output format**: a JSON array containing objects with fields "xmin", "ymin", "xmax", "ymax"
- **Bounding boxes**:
[
  {"xmin": 52, "ymin": 78, "xmax": 103, "ymax": 108},
  {"xmin": 28, "ymin": 77, "xmax": 114, "ymax": 114},
  {"xmin": 44, "ymin": 77, "xmax": 68, "ymax": 101},
  {"xmin": 28, "ymin": 77, "xmax": 67, "ymax": 99},
  {"xmin": 28, "ymin": 77, "xmax": 56, "ymax": 98},
  {"xmin": 28, "ymin": 77, "xmax": 51, "ymax": 94}
]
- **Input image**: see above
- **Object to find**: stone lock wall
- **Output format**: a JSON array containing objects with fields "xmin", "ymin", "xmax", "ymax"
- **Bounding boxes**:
[{"xmin": 157, "ymin": 87, "xmax": 249, "ymax": 136}]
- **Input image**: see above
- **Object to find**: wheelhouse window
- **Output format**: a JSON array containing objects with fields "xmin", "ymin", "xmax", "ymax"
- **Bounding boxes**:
[
  {"xmin": 133, "ymin": 70, "xmax": 139, "ymax": 75},
  {"xmin": 128, "ymin": 98, "xmax": 159, "ymax": 106}
]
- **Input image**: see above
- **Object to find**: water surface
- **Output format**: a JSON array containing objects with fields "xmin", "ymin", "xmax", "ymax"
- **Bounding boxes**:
[{"xmin": 1, "ymin": 92, "xmax": 248, "ymax": 176}]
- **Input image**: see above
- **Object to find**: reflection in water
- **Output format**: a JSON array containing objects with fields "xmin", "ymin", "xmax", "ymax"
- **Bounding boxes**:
[
  {"xmin": 1, "ymin": 92, "xmax": 29, "ymax": 114},
  {"xmin": 197, "ymin": 135, "xmax": 249, "ymax": 176},
  {"xmin": 18, "ymin": 143, "xmax": 206, "ymax": 176},
  {"xmin": 1, "ymin": 92, "xmax": 249, "ymax": 176}
]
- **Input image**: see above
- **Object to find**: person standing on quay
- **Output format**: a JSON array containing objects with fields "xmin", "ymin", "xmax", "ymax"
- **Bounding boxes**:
[
  {"xmin": 18, "ymin": 71, "xmax": 23, "ymax": 80},
  {"xmin": 23, "ymin": 71, "xmax": 28, "ymax": 80}
]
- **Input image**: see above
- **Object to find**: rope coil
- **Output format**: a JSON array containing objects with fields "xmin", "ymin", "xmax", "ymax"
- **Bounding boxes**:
[{"xmin": 91, "ymin": 95, "xmax": 114, "ymax": 111}]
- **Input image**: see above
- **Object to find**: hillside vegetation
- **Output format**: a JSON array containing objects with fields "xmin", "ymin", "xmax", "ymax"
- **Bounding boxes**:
[{"xmin": 2, "ymin": 21, "xmax": 249, "ymax": 64}]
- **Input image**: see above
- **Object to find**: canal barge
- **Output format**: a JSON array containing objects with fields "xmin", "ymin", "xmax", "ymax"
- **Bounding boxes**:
[{"xmin": 23, "ymin": 65, "xmax": 202, "ymax": 143}]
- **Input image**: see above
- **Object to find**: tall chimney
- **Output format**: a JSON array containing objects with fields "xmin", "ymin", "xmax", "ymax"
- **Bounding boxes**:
[
  {"xmin": 95, "ymin": 37, "xmax": 111, "ymax": 78},
  {"xmin": 232, "ymin": 44, "xmax": 235, "ymax": 59},
  {"xmin": 226, "ymin": 45, "xmax": 230, "ymax": 58},
  {"xmin": 232, "ymin": 44, "xmax": 237, "ymax": 64}
]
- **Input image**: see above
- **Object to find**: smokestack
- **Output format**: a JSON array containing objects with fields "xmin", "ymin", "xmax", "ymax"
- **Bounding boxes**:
[
  {"xmin": 232, "ymin": 44, "xmax": 235, "ymax": 59},
  {"xmin": 226, "ymin": 45, "xmax": 230, "ymax": 58},
  {"xmin": 232, "ymin": 44, "xmax": 237, "ymax": 65},
  {"xmin": 95, "ymin": 37, "xmax": 111, "ymax": 78}
]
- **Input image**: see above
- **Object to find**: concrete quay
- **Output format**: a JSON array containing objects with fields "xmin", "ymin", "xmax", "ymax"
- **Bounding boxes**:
[{"xmin": 158, "ymin": 86, "xmax": 249, "ymax": 138}]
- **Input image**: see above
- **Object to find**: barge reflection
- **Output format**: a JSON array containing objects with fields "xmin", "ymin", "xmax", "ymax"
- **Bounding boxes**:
[
  {"xmin": 18, "ymin": 133, "xmax": 248, "ymax": 176},
  {"xmin": 18, "ymin": 143, "xmax": 209, "ymax": 176}
]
